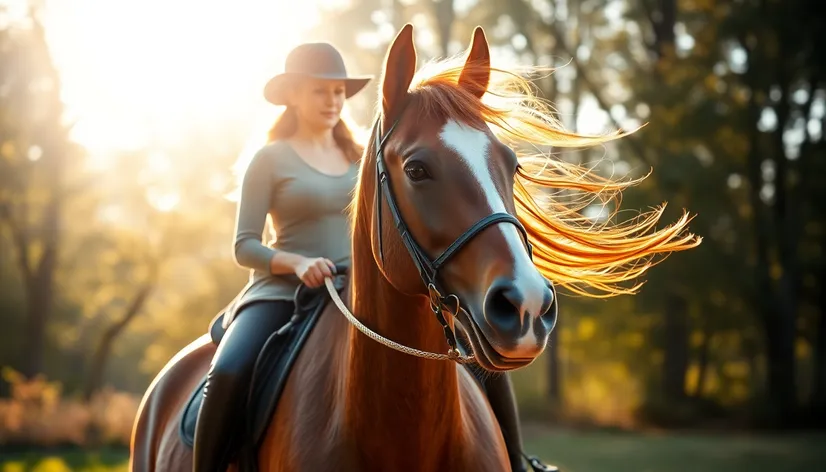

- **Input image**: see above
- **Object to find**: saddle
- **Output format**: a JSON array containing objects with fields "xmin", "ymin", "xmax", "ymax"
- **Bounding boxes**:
[{"xmin": 178, "ymin": 274, "xmax": 347, "ymax": 472}]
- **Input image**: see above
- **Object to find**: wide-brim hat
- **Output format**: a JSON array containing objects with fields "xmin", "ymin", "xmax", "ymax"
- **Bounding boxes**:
[{"xmin": 263, "ymin": 42, "xmax": 373, "ymax": 106}]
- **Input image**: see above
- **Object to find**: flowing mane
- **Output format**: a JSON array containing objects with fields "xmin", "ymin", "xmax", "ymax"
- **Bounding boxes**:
[{"xmin": 398, "ymin": 55, "xmax": 701, "ymax": 298}]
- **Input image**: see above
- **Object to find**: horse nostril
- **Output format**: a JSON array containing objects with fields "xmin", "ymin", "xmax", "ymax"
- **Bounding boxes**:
[
  {"xmin": 484, "ymin": 279, "xmax": 527, "ymax": 337},
  {"xmin": 489, "ymin": 288, "xmax": 514, "ymax": 313},
  {"xmin": 481, "ymin": 276, "xmax": 556, "ymax": 358},
  {"xmin": 484, "ymin": 277, "xmax": 557, "ymax": 338}
]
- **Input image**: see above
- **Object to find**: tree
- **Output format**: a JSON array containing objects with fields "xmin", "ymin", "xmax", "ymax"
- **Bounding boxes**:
[
  {"xmin": 58, "ymin": 148, "xmax": 231, "ymax": 399},
  {"xmin": 726, "ymin": 0, "xmax": 825, "ymax": 423},
  {"xmin": 0, "ymin": 5, "xmax": 83, "ymax": 377},
  {"xmin": 477, "ymin": 0, "xmax": 824, "ymax": 427}
]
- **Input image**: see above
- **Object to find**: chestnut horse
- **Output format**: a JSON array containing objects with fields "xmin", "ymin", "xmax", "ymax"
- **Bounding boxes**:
[{"xmin": 129, "ymin": 24, "xmax": 700, "ymax": 472}]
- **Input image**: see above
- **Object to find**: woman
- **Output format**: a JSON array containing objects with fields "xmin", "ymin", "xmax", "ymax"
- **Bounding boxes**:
[
  {"xmin": 192, "ymin": 42, "xmax": 369, "ymax": 472},
  {"xmin": 193, "ymin": 42, "xmax": 554, "ymax": 472}
]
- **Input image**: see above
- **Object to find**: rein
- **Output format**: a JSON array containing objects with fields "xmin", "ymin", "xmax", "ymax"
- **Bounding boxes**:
[
  {"xmin": 324, "ymin": 277, "xmax": 473, "ymax": 363},
  {"xmin": 325, "ymin": 115, "xmax": 534, "ymax": 364}
]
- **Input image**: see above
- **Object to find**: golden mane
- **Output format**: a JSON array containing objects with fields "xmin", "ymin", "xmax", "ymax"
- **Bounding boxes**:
[{"xmin": 405, "ymin": 56, "xmax": 701, "ymax": 298}]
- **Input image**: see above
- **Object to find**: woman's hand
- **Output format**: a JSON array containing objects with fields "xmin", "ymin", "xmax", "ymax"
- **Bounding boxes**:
[{"xmin": 293, "ymin": 256, "xmax": 336, "ymax": 288}]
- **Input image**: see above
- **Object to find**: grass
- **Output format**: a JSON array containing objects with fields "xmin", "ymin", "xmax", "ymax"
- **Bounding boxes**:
[
  {"xmin": 1, "ymin": 429, "xmax": 825, "ymax": 471},
  {"xmin": 524, "ymin": 426, "xmax": 826, "ymax": 472},
  {"xmin": 0, "ymin": 448, "xmax": 127, "ymax": 472}
]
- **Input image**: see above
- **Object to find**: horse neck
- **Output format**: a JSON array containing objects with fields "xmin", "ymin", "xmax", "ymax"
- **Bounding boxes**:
[{"xmin": 344, "ymin": 219, "xmax": 463, "ymax": 458}]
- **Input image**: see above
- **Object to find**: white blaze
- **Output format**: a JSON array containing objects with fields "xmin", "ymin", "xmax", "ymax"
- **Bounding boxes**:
[{"xmin": 438, "ymin": 120, "xmax": 546, "ymax": 323}]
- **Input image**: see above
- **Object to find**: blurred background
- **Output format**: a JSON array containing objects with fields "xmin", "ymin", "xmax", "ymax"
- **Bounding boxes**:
[{"xmin": 1, "ymin": 0, "xmax": 824, "ymax": 470}]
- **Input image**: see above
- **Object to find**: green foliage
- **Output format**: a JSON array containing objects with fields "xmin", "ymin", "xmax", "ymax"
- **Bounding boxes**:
[{"xmin": 0, "ymin": 0, "xmax": 824, "ymax": 442}]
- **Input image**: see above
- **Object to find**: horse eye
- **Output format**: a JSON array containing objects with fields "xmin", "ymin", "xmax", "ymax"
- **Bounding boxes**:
[{"xmin": 403, "ymin": 162, "xmax": 430, "ymax": 182}]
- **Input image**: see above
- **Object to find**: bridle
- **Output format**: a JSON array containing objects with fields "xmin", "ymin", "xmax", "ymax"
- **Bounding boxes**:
[{"xmin": 325, "ymin": 112, "xmax": 535, "ymax": 364}]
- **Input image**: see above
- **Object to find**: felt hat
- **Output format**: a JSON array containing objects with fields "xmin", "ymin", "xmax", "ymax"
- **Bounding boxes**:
[{"xmin": 263, "ymin": 42, "xmax": 372, "ymax": 105}]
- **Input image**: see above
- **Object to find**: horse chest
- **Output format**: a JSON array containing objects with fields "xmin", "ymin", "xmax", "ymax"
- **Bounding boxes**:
[
  {"xmin": 294, "ymin": 380, "xmax": 506, "ymax": 472},
  {"xmin": 258, "ymin": 292, "xmax": 511, "ymax": 472},
  {"xmin": 269, "ymin": 381, "xmax": 502, "ymax": 471}
]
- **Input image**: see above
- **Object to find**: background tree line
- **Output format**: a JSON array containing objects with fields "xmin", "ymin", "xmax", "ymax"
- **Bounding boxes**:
[{"xmin": 1, "ymin": 0, "xmax": 823, "ymax": 439}]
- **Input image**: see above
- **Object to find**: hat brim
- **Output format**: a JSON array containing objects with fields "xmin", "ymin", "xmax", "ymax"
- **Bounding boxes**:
[{"xmin": 263, "ymin": 72, "xmax": 373, "ymax": 106}]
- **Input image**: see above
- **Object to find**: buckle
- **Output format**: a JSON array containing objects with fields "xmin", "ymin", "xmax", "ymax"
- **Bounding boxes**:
[{"xmin": 427, "ymin": 283, "xmax": 460, "ymax": 316}]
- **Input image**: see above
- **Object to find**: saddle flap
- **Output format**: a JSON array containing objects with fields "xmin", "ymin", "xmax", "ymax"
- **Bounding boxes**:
[
  {"xmin": 178, "ymin": 279, "xmax": 344, "ymax": 467},
  {"xmin": 246, "ymin": 284, "xmax": 337, "ymax": 446}
]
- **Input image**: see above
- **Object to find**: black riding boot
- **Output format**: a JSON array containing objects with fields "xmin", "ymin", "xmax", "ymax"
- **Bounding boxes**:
[
  {"xmin": 192, "ymin": 301, "xmax": 294, "ymax": 472},
  {"xmin": 484, "ymin": 373, "xmax": 559, "ymax": 472}
]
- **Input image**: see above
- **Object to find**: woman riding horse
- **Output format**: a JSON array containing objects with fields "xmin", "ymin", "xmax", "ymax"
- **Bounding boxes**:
[
  {"xmin": 191, "ymin": 41, "xmax": 552, "ymax": 472},
  {"xmin": 130, "ymin": 24, "xmax": 700, "ymax": 472}
]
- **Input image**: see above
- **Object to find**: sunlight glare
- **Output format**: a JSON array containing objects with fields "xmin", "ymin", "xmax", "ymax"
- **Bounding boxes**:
[
  {"xmin": 146, "ymin": 188, "xmax": 180, "ymax": 213},
  {"xmin": 0, "ymin": 0, "xmax": 31, "ymax": 29},
  {"xmin": 147, "ymin": 151, "xmax": 172, "ymax": 176},
  {"xmin": 41, "ymin": 0, "xmax": 325, "ymax": 154}
]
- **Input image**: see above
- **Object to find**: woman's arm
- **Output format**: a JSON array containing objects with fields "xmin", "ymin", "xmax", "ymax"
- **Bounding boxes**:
[
  {"xmin": 233, "ymin": 147, "xmax": 336, "ymax": 286},
  {"xmin": 267, "ymin": 251, "xmax": 306, "ymax": 275},
  {"xmin": 232, "ymin": 149, "xmax": 301, "ymax": 275}
]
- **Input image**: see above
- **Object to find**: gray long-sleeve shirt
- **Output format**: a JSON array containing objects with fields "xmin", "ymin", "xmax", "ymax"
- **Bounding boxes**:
[{"xmin": 223, "ymin": 141, "xmax": 358, "ymax": 325}]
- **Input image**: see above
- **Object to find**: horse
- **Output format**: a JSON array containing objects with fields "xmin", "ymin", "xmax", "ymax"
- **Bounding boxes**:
[{"xmin": 129, "ymin": 24, "xmax": 700, "ymax": 472}]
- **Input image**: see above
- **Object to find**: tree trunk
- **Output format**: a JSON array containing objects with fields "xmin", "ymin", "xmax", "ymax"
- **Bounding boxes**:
[
  {"xmin": 763, "ymin": 311, "xmax": 797, "ymax": 421},
  {"xmin": 546, "ymin": 321, "xmax": 561, "ymax": 410},
  {"xmin": 22, "ymin": 276, "xmax": 51, "ymax": 377},
  {"xmin": 19, "ymin": 189, "xmax": 60, "ymax": 378},
  {"xmin": 739, "ymin": 11, "xmax": 800, "ymax": 422},
  {"xmin": 83, "ymin": 283, "xmax": 154, "ymax": 401},
  {"xmin": 662, "ymin": 293, "xmax": 689, "ymax": 401},
  {"xmin": 390, "ymin": 0, "xmax": 404, "ymax": 32},
  {"xmin": 693, "ymin": 317, "xmax": 713, "ymax": 398},
  {"xmin": 569, "ymin": 0, "xmax": 582, "ymax": 133},
  {"xmin": 770, "ymin": 17, "xmax": 800, "ymax": 420},
  {"xmin": 1, "ymin": 12, "xmax": 67, "ymax": 379},
  {"xmin": 431, "ymin": 0, "xmax": 455, "ymax": 57},
  {"xmin": 812, "ymin": 265, "xmax": 826, "ymax": 420}
]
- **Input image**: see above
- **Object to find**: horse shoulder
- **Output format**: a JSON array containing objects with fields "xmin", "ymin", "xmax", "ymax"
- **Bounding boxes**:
[{"xmin": 261, "ymin": 303, "xmax": 355, "ymax": 472}]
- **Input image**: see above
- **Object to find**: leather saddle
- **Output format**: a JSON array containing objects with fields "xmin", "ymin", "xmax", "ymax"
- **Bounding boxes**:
[{"xmin": 178, "ymin": 272, "xmax": 347, "ymax": 472}]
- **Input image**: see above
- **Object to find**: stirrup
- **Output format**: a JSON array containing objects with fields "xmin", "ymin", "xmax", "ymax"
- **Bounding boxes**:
[{"xmin": 522, "ymin": 453, "xmax": 559, "ymax": 472}]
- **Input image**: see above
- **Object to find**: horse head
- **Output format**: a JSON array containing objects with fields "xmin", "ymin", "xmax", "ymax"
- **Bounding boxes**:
[{"xmin": 364, "ymin": 24, "xmax": 557, "ymax": 372}]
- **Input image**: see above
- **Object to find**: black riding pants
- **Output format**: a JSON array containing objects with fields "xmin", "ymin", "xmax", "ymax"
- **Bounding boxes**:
[{"xmin": 192, "ymin": 300, "xmax": 294, "ymax": 472}]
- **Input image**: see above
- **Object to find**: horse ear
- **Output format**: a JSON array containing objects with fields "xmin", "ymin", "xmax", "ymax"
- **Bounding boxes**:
[
  {"xmin": 458, "ymin": 26, "xmax": 490, "ymax": 99},
  {"xmin": 381, "ymin": 23, "xmax": 417, "ymax": 121}
]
